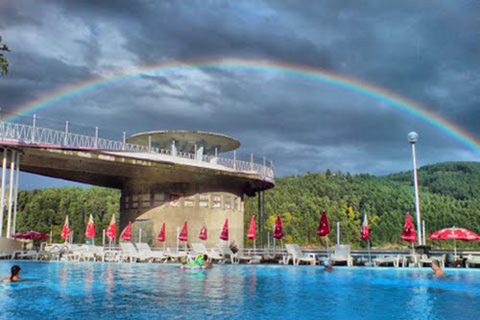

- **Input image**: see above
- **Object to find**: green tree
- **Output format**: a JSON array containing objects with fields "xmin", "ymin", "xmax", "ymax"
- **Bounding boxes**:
[{"xmin": 0, "ymin": 35, "xmax": 10, "ymax": 76}]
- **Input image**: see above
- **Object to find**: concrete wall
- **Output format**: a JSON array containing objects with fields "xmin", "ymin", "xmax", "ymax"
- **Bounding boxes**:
[
  {"xmin": 121, "ymin": 182, "xmax": 245, "ymax": 249},
  {"xmin": 0, "ymin": 237, "xmax": 23, "ymax": 255}
]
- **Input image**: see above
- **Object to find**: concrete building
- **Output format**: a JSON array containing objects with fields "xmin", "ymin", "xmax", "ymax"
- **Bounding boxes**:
[{"xmin": 0, "ymin": 121, "xmax": 274, "ymax": 249}]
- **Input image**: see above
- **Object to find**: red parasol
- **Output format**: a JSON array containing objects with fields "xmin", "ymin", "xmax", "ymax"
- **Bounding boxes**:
[
  {"xmin": 157, "ymin": 222, "xmax": 166, "ymax": 242},
  {"xmin": 120, "ymin": 222, "xmax": 132, "ymax": 241},
  {"xmin": 61, "ymin": 216, "xmax": 70, "ymax": 240},
  {"xmin": 13, "ymin": 231, "xmax": 50, "ymax": 241},
  {"xmin": 429, "ymin": 227, "xmax": 480, "ymax": 241},
  {"xmin": 199, "ymin": 226, "xmax": 208, "ymax": 241},
  {"xmin": 429, "ymin": 226, "xmax": 480, "ymax": 257},
  {"xmin": 317, "ymin": 211, "xmax": 330, "ymax": 236},
  {"xmin": 220, "ymin": 219, "xmax": 229, "ymax": 241},
  {"xmin": 247, "ymin": 216, "xmax": 256, "ymax": 240},
  {"xmin": 85, "ymin": 214, "xmax": 96, "ymax": 239},
  {"xmin": 179, "ymin": 221, "xmax": 188, "ymax": 242},
  {"xmin": 273, "ymin": 215, "xmax": 283, "ymax": 240},
  {"xmin": 401, "ymin": 212, "xmax": 417, "ymax": 242},
  {"xmin": 106, "ymin": 214, "xmax": 117, "ymax": 241},
  {"xmin": 360, "ymin": 214, "xmax": 369, "ymax": 241}
]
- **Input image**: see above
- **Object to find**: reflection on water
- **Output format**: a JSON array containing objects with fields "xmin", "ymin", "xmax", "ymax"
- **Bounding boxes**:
[{"xmin": 0, "ymin": 262, "xmax": 480, "ymax": 320}]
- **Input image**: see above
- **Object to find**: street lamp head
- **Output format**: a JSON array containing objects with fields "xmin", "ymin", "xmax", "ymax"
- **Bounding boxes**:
[{"xmin": 408, "ymin": 132, "xmax": 419, "ymax": 144}]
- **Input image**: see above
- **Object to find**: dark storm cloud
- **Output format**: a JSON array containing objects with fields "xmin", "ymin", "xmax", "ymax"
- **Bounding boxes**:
[{"xmin": 0, "ymin": 0, "xmax": 478, "ymax": 188}]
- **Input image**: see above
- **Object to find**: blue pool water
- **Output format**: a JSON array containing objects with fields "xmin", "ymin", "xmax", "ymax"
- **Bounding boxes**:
[{"xmin": 1, "ymin": 262, "xmax": 480, "ymax": 320}]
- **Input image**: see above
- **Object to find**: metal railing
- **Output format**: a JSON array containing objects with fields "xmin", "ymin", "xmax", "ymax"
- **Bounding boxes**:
[{"xmin": 0, "ymin": 121, "xmax": 274, "ymax": 181}]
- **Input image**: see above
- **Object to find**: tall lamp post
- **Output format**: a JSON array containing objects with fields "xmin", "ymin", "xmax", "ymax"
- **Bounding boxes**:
[{"xmin": 408, "ymin": 132, "xmax": 422, "ymax": 246}]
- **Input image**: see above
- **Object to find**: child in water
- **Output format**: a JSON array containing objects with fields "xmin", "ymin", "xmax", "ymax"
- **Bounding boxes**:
[
  {"xmin": 431, "ymin": 260, "xmax": 445, "ymax": 276},
  {"xmin": 4, "ymin": 265, "xmax": 21, "ymax": 282}
]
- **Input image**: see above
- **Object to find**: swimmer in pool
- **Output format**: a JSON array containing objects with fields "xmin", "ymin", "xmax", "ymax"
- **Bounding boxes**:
[
  {"xmin": 431, "ymin": 259, "xmax": 445, "ymax": 276},
  {"xmin": 4, "ymin": 265, "xmax": 21, "ymax": 282},
  {"xmin": 324, "ymin": 259, "xmax": 334, "ymax": 272},
  {"xmin": 203, "ymin": 255, "xmax": 213, "ymax": 269}
]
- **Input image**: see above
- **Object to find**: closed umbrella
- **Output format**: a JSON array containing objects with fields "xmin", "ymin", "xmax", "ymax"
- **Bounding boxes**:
[
  {"xmin": 317, "ymin": 210, "xmax": 330, "ymax": 253},
  {"xmin": 273, "ymin": 215, "xmax": 283, "ymax": 256},
  {"xmin": 157, "ymin": 222, "xmax": 166, "ymax": 251},
  {"xmin": 273, "ymin": 215, "xmax": 283, "ymax": 240},
  {"xmin": 360, "ymin": 214, "xmax": 371, "ymax": 262},
  {"xmin": 179, "ymin": 221, "xmax": 188, "ymax": 242},
  {"xmin": 61, "ymin": 216, "xmax": 71, "ymax": 242},
  {"xmin": 199, "ymin": 226, "xmax": 208, "ymax": 241},
  {"xmin": 106, "ymin": 214, "xmax": 117, "ymax": 244},
  {"xmin": 401, "ymin": 212, "xmax": 417, "ymax": 242},
  {"xmin": 85, "ymin": 214, "xmax": 96, "ymax": 244},
  {"xmin": 401, "ymin": 212, "xmax": 417, "ymax": 254},
  {"xmin": 120, "ymin": 222, "xmax": 132, "ymax": 242},
  {"xmin": 429, "ymin": 226, "xmax": 480, "ymax": 258},
  {"xmin": 220, "ymin": 219, "xmax": 229, "ymax": 241},
  {"xmin": 178, "ymin": 221, "xmax": 188, "ymax": 252},
  {"xmin": 247, "ymin": 216, "xmax": 256, "ymax": 251}
]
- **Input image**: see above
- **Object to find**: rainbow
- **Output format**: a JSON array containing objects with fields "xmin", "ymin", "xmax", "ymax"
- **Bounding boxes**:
[{"xmin": 8, "ymin": 58, "xmax": 480, "ymax": 155}]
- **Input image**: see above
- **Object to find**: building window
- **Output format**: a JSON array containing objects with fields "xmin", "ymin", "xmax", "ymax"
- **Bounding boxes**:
[
  {"xmin": 199, "ymin": 194, "xmax": 209, "ymax": 208},
  {"xmin": 224, "ymin": 196, "xmax": 232, "ymax": 209},
  {"xmin": 213, "ymin": 195, "xmax": 221, "ymax": 208},
  {"xmin": 154, "ymin": 193, "xmax": 165, "ymax": 201}
]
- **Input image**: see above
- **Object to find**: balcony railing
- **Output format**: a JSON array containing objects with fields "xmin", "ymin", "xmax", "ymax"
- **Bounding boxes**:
[{"xmin": 0, "ymin": 121, "xmax": 274, "ymax": 182}]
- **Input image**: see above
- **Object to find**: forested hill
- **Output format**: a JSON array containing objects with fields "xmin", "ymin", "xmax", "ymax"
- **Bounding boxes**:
[
  {"xmin": 386, "ymin": 162, "xmax": 480, "ymax": 200},
  {"xmin": 245, "ymin": 161, "xmax": 480, "ymax": 248},
  {"xmin": 11, "ymin": 161, "xmax": 480, "ymax": 248}
]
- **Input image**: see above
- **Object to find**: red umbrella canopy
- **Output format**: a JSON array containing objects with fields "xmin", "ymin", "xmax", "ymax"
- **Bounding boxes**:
[
  {"xmin": 199, "ymin": 226, "xmax": 208, "ymax": 241},
  {"xmin": 179, "ymin": 221, "xmax": 188, "ymax": 242},
  {"xmin": 273, "ymin": 215, "xmax": 284, "ymax": 240},
  {"xmin": 85, "ymin": 214, "xmax": 96, "ymax": 238},
  {"xmin": 157, "ymin": 222, "xmax": 166, "ymax": 242},
  {"xmin": 120, "ymin": 222, "xmax": 132, "ymax": 242},
  {"xmin": 247, "ymin": 216, "xmax": 256, "ymax": 240},
  {"xmin": 360, "ymin": 214, "xmax": 369, "ymax": 242},
  {"xmin": 106, "ymin": 215, "xmax": 117, "ymax": 241},
  {"xmin": 61, "ymin": 216, "xmax": 70, "ymax": 240},
  {"xmin": 401, "ymin": 212, "xmax": 417, "ymax": 242},
  {"xmin": 220, "ymin": 219, "xmax": 229, "ymax": 241},
  {"xmin": 13, "ymin": 231, "xmax": 50, "ymax": 241},
  {"xmin": 429, "ymin": 227, "xmax": 480, "ymax": 241},
  {"xmin": 317, "ymin": 211, "xmax": 330, "ymax": 236}
]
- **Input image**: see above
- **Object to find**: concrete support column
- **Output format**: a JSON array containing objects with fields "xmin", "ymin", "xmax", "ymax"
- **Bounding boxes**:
[
  {"xmin": 196, "ymin": 141, "xmax": 204, "ymax": 162},
  {"xmin": 12, "ymin": 152, "xmax": 20, "ymax": 236},
  {"xmin": 6, "ymin": 150, "xmax": 15, "ymax": 238},
  {"xmin": 64, "ymin": 121, "xmax": 69, "ymax": 146},
  {"xmin": 0, "ymin": 149, "xmax": 7, "ymax": 237},
  {"xmin": 171, "ymin": 140, "xmax": 177, "ymax": 157}
]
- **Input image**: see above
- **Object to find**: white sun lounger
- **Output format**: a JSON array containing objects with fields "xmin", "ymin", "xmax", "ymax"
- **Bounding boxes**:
[
  {"xmin": 374, "ymin": 255, "xmax": 401, "ymax": 267},
  {"xmin": 191, "ymin": 243, "xmax": 225, "ymax": 264},
  {"xmin": 217, "ymin": 243, "xmax": 252, "ymax": 264},
  {"xmin": 165, "ymin": 247, "xmax": 188, "ymax": 262},
  {"xmin": 330, "ymin": 244, "xmax": 353, "ymax": 266},
  {"xmin": 135, "ymin": 243, "xmax": 168, "ymax": 263},
  {"xmin": 466, "ymin": 255, "xmax": 480, "ymax": 268},
  {"xmin": 119, "ymin": 243, "xmax": 146, "ymax": 262},
  {"xmin": 417, "ymin": 254, "xmax": 446, "ymax": 268},
  {"xmin": 285, "ymin": 244, "xmax": 316, "ymax": 265},
  {"xmin": 13, "ymin": 250, "xmax": 39, "ymax": 260}
]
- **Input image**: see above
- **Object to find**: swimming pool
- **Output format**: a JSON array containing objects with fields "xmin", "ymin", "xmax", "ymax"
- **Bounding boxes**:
[{"xmin": 1, "ymin": 261, "xmax": 479, "ymax": 320}]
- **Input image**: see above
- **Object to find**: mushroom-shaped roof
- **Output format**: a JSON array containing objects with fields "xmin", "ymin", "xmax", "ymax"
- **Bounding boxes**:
[{"xmin": 127, "ymin": 130, "xmax": 241, "ymax": 153}]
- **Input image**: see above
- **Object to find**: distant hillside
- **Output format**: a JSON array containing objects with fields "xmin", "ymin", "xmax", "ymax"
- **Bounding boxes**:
[
  {"xmin": 8, "ymin": 161, "xmax": 480, "ymax": 249},
  {"xmin": 386, "ymin": 162, "xmax": 480, "ymax": 200}
]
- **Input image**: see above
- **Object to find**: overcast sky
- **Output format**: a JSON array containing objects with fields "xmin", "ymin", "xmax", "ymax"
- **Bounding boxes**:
[{"xmin": 0, "ymin": 0, "xmax": 479, "ymax": 189}]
